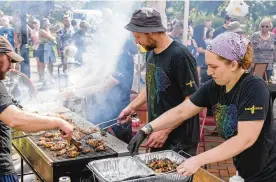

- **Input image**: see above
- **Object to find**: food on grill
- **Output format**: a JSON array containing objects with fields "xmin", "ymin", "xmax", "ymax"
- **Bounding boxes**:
[
  {"xmin": 67, "ymin": 150, "xmax": 80, "ymax": 158},
  {"xmin": 147, "ymin": 158, "xmax": 178, "ymax": 173},
  {"xmin": 55, "ymin": 149, "xmax": 67, "ymax": 156},
  {"xmin": 39, "ymin": 137, "xmax": 51, "ymax": 142},
  {"xmin": 41, "ymin": 142, "xmax": 55, "ymax": 148},
  {"xmin": 79, "ymin": 128, "xmax": 98, "ymax": 135},
  {"xmin": 44, "ymin": 132, "xmax": 58, "ymax": 138},
  {"xmin": 73, "ymin": 131, "xmax": 85, "ymax": 141},
  {"xmin": 50, "ymin": 142, "xmax": 67, "ymax": 151},
  {"xmin": 100, "ymin": 129, "xmax": 107, "ymax": 137},
  {"xmin": 86, "ymin": 139, "xmax": 104, "ymax": 148},
  {"xmin": 95, "ymin": 145, "xmax": 107, "ymax": 152},
  {"xmin": 80, "ymin": 147, "xmax": 91, "ymax": 153}
]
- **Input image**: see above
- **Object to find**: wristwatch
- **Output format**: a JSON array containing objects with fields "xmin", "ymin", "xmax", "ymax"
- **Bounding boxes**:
[{"xmin": 142, "ymin": 124, "xmax": 153, "ymax": 134}]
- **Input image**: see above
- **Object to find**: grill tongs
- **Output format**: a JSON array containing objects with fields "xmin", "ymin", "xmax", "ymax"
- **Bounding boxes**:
[
  {"xmin": 59, "ymin": 130, "xmax": 82, "ymax": 151},
  {"xmin": 96, "ymin": 113, "xmax": 137, "ymax": 130}
]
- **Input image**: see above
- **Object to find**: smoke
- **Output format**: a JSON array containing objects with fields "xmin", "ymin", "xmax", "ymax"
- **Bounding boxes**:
[{"xmin": 68, "ymin": 1, "xmax": 138, "ymax": 87}]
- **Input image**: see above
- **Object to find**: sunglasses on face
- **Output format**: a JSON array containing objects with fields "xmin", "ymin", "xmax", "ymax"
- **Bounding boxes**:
[{"xmin": 261, "ymin": 25, "xmax": 269, "ymax": 28}]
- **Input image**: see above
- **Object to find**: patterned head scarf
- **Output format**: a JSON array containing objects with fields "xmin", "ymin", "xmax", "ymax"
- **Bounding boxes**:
[{"xmin": 207, "ymin": 32, "xmax": 250, "ymax": 63}]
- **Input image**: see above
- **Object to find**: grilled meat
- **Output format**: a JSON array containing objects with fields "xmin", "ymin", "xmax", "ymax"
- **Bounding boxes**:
[
  {"xmin": 100, "ymin": 129, "xmax": 107, "ymax": 137},
  {"xmin": 55, "ymin": 149, "xmax": 67, "ymax": 156},
  {"xmin": 81, "ymin": 147, "xmax": 91, "ymax": 153},
  {"xmin": 95, "ymin": 145, "xmax": 107, "ymax": 152},
  {"xmin": 39, "ymin": 137, "xmax": 51, "ymax": 142},
  {"xmin": 147, "ymin": 158, "xmax": 178, "ymax": 173},
  {"xmin": 79, "ymin": 128, "xmax": 98, "ymax": 135},
  {"xmin": 41, "ymin": 142, "xmax": 55, "ymax": 148},
  {"xmin": 67, "ymin": 150, "xmax": 80, "ymax": 158},
  {"xmin": 44, "ymin": 132, "xmax": 58, "ymax": 138},
  {"xmin": 50, "ymin": 142, "xmax": 67, "ymax": 151},
  {"xmin": 86, "ymin": 139, "xmax": 104, "ymax": 148}
]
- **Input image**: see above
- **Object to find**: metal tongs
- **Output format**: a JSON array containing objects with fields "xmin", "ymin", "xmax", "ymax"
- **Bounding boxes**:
[
  {"xmin": 96, "ymin": 113, "xmax": 137, "ymax": 130},
  {"xmin": 59, "ymin": 130, "xmax": 82, "ymax": 151}
]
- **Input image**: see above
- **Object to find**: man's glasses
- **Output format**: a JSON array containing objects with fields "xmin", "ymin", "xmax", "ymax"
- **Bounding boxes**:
[{"xmin": 261, "ymin": 25, "xmax": 269, "ymax": 28}]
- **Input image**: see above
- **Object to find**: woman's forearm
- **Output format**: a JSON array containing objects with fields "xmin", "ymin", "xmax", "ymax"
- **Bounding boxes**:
[{"xmin": 196, "ymin": 135, "xmax": 251, "ymax": 166}]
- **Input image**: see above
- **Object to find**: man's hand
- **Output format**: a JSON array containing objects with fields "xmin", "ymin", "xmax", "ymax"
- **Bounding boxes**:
[
  {"xmin": 127, "ymin": 130, "xmax": 147, "ymax": 155},
  {"xmin": 57, "ymin": 118, "xmax": 74, "ymax": 141},
  {"xmin": 146, "ymin": 130, "xmax": 169, "ymax": 148},
  {"xmin": 118, "ymin": 105, "xmax": 135, "ymax": 124}
]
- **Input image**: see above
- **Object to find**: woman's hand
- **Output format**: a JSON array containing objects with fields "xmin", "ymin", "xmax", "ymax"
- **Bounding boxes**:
[{"xmin": 177, "ymin": 156, "xmax": 202, "ymax": 176}]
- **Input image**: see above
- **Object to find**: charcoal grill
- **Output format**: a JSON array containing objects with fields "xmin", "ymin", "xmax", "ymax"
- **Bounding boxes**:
[{"xmin": 12, "ymin": 105, "xmax": 129, "ymax": 182}]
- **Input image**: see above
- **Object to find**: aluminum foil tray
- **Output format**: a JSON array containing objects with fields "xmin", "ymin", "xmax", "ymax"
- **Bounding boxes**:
[
  {"xmin": 87, "ymin": 156, "xmax": 155, "ymax": 182},
  {"xmin": 134, "ymin": 150, "xmax": 190, "ymax": 181}
]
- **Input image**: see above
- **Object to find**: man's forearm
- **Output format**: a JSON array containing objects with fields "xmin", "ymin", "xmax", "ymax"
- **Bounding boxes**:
[
  {"xmin": 196, "ymin": 135, "xmax": 250, "ymax": 166},
  {"xmin": 129, "ymin": 87, "xmax": 147, "ymax": 110},
  {"xmin": 8, "ymin": 106, "xmax": 62, "ymax": 132}
]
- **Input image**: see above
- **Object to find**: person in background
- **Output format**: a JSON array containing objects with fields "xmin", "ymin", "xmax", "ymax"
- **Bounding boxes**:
[
  {"xmin": 57, "ymin": 15, "xmax": 75, "ymax": 74},
  {"xmin": 129, "ymin": 32, "xmax": 276, "ymax": 182},
  {"xmin": 0, "ymin": 17, "xmax": 14, "ymax": 48},
  {"xmin": 194, "ymin": 25, "xmax": 211, "ymax": 84},
  {"xmin": 251, "ymin": 17, "xmax": 276, "ymax": 79},
  {"xmin": 72, "ymin": 20, "xmax": 90, "ymax": 65},
  {"xmin": 186, "ymin": 25, "xmax": 198, "ymax": 58},
  {"xmin": 119, "ymin": 8, "xmax": 200, "ymax": 155},
  {"xmin": 168, "ymin": 21, "xmax": 183, "ymax": 44},
  {"xmin": 167, "ymin": 20, "xmax": 173, "ymax": 32},
  {"xmin": 71, "ymin": 19, "xmax": 79, "ymax": 32},
  {"xmin": 227, "ymin": 21, "xmax": 244, "ymax": 35},
  {"xmin": 37, "ymin": 18, "xmax": 56, "ymax": 85},
  {"xmin": 203, "ymin": 19, "xmax": 212, "ymax": 40},
  {"xmin": 30, "ymin": 19, "xmax": 41, "ymax": 81},
  {"xmin": 13, "ymin": 11, "xmax": 32, "ymax": 77},
  {"xmin": 213, "ymin": 15, "xmax": 235, "ymax": 38},
  {"xmin": 61, "ymin": 38, "xmax": 137, "ymax": 143},
  {"xmin": 0, "ymin": 36, "xmax": 73, "ymax": 182},
  {"xmin": 205, "ymin": 28, "xmax": 214, "ymax": 46}
]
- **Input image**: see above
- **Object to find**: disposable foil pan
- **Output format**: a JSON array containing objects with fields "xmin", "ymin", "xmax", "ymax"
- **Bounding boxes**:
[
  {"xmin": 134, "ymin": 150, "xmax": 190, "ymax": 182},
  {"xmin": 87, "ymin": 156, "xmax": 155, "ymax": 182}
]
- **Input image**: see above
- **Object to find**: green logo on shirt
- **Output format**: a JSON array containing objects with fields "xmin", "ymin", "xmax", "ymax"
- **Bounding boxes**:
[{"xmin": 245, "ymin": 105, "xmax": 263, "ymax": 114}]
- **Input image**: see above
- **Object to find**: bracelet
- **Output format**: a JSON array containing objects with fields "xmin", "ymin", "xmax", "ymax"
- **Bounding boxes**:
[{"xmin": 142, "ymin": 124, "xmax": 153, "ymax": 134}]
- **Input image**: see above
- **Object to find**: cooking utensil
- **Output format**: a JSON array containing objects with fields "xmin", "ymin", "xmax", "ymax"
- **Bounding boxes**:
[
  {"xmin": 97, "ymin": 114, "xmax": 137, "ymax": 130},
  {"xmin": 59, "ymin": 130, "xmax": 82, "ymax": 151}
]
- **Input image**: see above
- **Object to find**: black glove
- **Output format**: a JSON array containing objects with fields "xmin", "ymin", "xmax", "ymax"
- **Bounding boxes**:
[{"xmin": 127, "ymin": 130, "xmax": 147, "ymax": 155}]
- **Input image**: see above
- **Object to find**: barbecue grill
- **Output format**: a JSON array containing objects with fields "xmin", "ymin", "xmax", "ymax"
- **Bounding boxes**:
[{"xmin": 12, "ymin": 105, "xmax": 129, "ymax": 182}]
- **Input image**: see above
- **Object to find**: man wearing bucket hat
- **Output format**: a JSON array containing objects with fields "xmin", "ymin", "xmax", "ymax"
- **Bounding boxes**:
[
  {"xmin": 227, "ymin": 21, "xmax": 244, "ymax": 35},
  {"xmin": 129, "ymin": 32, "xmax": 276, "ymax": 181},
  {"xmin": 0, "ymin": 36, "xmax": 73, "ymax": 182},
  {"xmin": 119, "ymin": 8, "xmax": 200, "ymax": 156}
]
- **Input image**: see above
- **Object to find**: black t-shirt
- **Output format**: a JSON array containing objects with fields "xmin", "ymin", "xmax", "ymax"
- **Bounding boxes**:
[
  {"xmin": 146, "ymin": 41, "xmax": 200, "ymax": 151},
  {"xmin": 0, "ymin": 81, "xmax": 15, "ymax": 175},
  {"xmin": 86, "ymin": 51, "xmax": 135, "ymax": 127},
  {"xmin": 213, "ymin": 26, "xmax": 228, "ymax": 38},
  {"xmin": 190, "ymin": 73, "xmax": 276, "ymax": 181}
]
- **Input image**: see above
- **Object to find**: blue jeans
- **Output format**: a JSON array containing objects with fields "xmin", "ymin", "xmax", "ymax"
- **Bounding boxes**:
[
  {"xmin": 19, "ymin": 45, "xmax": 31, "ymax": 78},
  {"xmin": 0, "ymin": 174, "xmax": 19, "ymax": 182}
]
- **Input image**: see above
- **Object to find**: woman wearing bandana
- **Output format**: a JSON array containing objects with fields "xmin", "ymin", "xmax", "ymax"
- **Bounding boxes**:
[{"xmin": 129, "ymin": 32, "xmax": 276, "ymax": 181}]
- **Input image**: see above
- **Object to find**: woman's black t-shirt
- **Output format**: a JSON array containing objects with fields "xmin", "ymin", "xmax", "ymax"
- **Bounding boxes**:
[{"xmin": 190, "ymin": 73, "xmax": 276, "ymax": 181}]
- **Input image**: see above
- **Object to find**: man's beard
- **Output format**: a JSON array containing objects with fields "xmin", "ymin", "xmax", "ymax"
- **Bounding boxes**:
[
  {"xmin": 143, "ymin": 44, "xmax": 156, "ymax": 51},
  {"xmin": 0, "ymin": 72, "xmax": 6, "ymax": 80}
]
